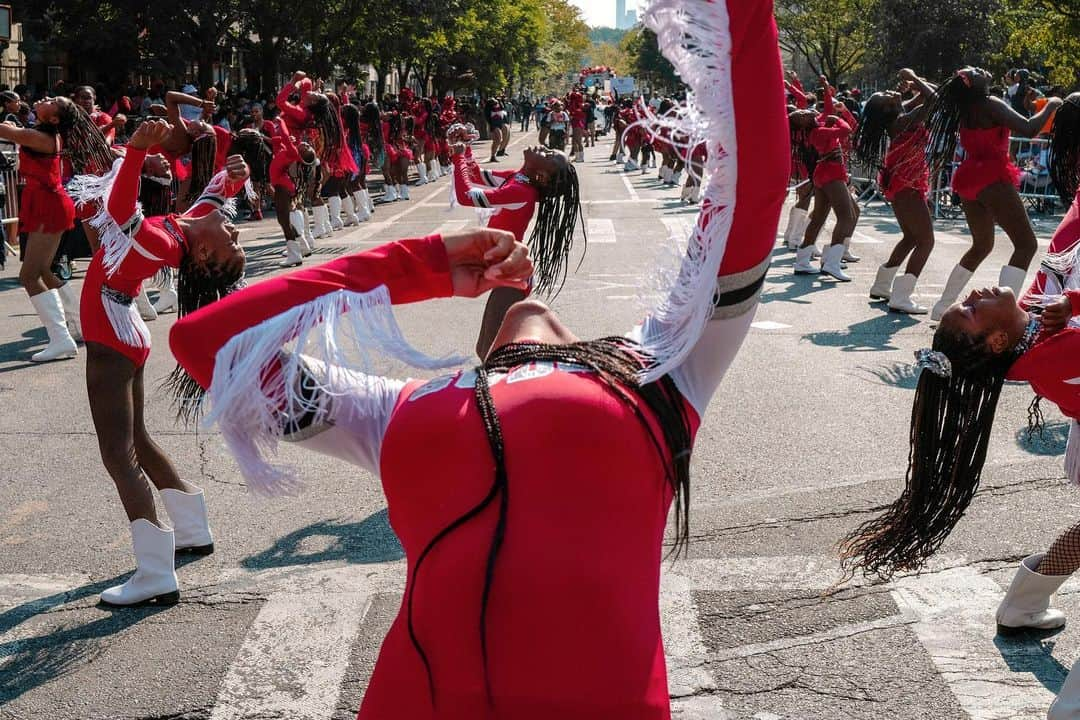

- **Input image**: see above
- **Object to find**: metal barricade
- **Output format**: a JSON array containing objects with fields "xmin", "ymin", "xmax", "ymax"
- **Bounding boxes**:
[
  {"xmin": 931, "ymin": 136, "xmax": 1060, "ymax": 219},
  {"xmin": 1, "ymin": 150, "xmax": 18, "ymax": 258}
]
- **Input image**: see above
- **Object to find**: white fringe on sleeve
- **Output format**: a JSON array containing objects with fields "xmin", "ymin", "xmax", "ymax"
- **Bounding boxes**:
[
  {"xmin": 202, "ymin": 284, "xmax": 467, "ymax": 496},
  {"xmin": 632, "ymin": 0, "xmax": 738, "ymax": 385},
  {"xmin": 67, "ymin": 156, "xmax": 142, "ymax": 278}
]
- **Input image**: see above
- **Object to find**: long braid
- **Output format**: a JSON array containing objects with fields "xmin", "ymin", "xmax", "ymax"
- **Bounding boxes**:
[
  {"xmin": 853, "ymin": 95, "xmax": 896, "ymax": 174},
  {"xmin": 1050, "ymin": 95, "xmax": 1080, "ymax": 205},
  {"xmin": 924, "ymin": 74, "xmax": 984, "ymax": 175},
  {"xmin": 362, "ymin": 102, "xmax": 384, "ymax": 159},
  {"xmin": 309, "ymin": 94, "xmax": 343, "ymax": 162},
  {"xmin": 234, "ymin": 132, "xmax": 272, "ymax": 184},
  {"xmin": 529, "ymin": 162, "xmax": 585, "ymax": 297},
  {"xmin": 183, "ymin": 133, "xmax": 217, "ymax": 205},
  {"xmin": 51, "ymin": 98, "xmax": 114, "ymax": 175},
  {"xmin": 405, "ymin": 337, "xmax": 692, "ymax": 708}
]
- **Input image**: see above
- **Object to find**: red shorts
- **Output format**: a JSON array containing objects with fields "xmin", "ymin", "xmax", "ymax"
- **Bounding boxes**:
[{"xmin": 20, "ymin": 180, "xmax": 75, "ymax": 234}]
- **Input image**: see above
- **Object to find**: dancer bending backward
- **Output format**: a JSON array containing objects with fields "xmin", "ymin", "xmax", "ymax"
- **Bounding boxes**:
[
  {"xmin": 70, "ymin": 118, "xmax": 249, "ymax": 606},
  {"xmin": 789, "ymin": 98, "xmax": 857, "ymax": 281},
  {"xmin": 169, "ymin": 0, "xmax": 786, "ymax": 716},
  {"xmin": 0, "ymin": 95, "xmax": 114, "ymax": 361},
  {"xmin": 268, "ymin": 115, "xmax": 319, "ymax": 268},
  {"xmin": 450, "ymin": 131, "xmax": 583, "ymax": 357},
  {"xmin": 856, "ymin": 68, "xmax": 938, "ymax": 314},
  {"xmin": 840, "ymin": 98, "xmax": 1080, "ymax": 719},
  {"xmin": 926, "ymin": 67, "xmax": 1062, "ymax": 319}
]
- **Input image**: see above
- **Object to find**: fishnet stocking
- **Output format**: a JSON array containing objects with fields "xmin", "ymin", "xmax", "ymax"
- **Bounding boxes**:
[{"xmin": 1037, "ymin": 519, "xmax": 1080, "ymax": 576}]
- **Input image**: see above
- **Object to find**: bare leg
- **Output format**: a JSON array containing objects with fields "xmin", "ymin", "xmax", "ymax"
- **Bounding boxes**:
[
  {"xmin": 19, "ymin": 231, "xmax": 63, "ymax": 297},
  {"xmin": 801, "ymin": 187, "xmax": 831, "ymax": 249},
  {"xmin": 959, "ymin": 198, "xmax": 997, "ymax": 272},
  {"xmin": 890, "ymin": 190, "xmax": 935, "ymax": 277},
  {"xmin": 132, "ymin": 365, "xmax": 192, "ymax": 493},
  {"xmin": 476, "ymin": 286, "xmax": 529, "ymax": 359},
  {"xmin": 982, "ymin": 182, "xmax": 1038, "ymax": 270}
]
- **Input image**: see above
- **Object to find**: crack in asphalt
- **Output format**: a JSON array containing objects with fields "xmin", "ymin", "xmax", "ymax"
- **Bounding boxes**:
[{"xmin": 197, "ymin": 437, "xmax": 245, "ymax": 488}]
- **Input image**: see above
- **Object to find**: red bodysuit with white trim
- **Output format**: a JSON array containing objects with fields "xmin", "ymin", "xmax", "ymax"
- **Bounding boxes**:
[
  {"xmin": 169, "ymin": 0, "xmax": 788, "ymax": 717},
  {"xmin": 79, "ymin": 146, "xmax": 245, "ymax": 366},
  {"xmin": 19, "ymin": 145, "xmax": 76, "ymax": 234},
  {"xmin": 809, "ymin": 117, "xmax": 851, "ymax": 187},
  {"xmin": 451, "ymin": 146, "xmax": 537, "ymax": 241},
  {"xmin": 276, "ymin": 80, "xmax": 358, "ymax": 178}
]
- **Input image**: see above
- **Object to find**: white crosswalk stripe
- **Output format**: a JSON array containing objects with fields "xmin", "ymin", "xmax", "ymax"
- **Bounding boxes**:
[{"xmin": 587, "ymin": 217, "xmax": 618, "ymax": 244}]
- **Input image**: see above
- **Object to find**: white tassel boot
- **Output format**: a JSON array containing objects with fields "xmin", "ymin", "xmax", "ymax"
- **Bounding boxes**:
[
  {"xmin": 29, "ymin": 290, "xmax": 77, "ymax": 362},
  {"xmin": 930, "ymin": 264, "xmax": 974, "ymax": 321},
  {"xmin": 1050, "ymin": 658, "xmax": 1080, "ymax": 720},
  {"xmin": 353, "ymin": 191, "xmax": 371, "ymax": 222},
  {"xmin": 417, "ymin": 162, "xmax": 429, "ymax": 185},
  {"xmin": 820, "ymin": 243, "xmax": 852, "ymax": 282},
  {"xmin": 842, "ymin": 236, "xmax": 861, "ymax": 263},
  {"xmin": 327, "ymin": 195, "xmax": 344, "ymax": 231},
  {"xmin": 999, "ymin": 264, "xmax": 1028, "ymax": 297},
  {"xmin": 161, "ymin": 487, "xmax": 214, "ymax": 555},
  {"xmin": 995, "ymin": 553, "xmax": 1069, "ymax": 633},
  {"xmin": 290, "ymin": 210, "xmax": 313, "ymax": 256},
  {"xmin": 279, "ymin": 240, "xmax": 304, "ymax": 268},
  {"xmin": 383, "ymin": 184, "xmax": 399, "ymax": 202},
  {"xmin": 134, "ymin": 287, "xmax": 158, "ymax": 321},
  {"xmin": 888, "ymin": 274, "xmax": 928, "ymax": 314},
  {"xmin": 869, "ymin": 265, "xmax": 899, "ymax": 301},
  {"xmin": 99, "ymin": 519, "xmax": 179, "ymax": 606},
  {"xmin": 342, "ymin": 195, "xmax": 360, "ymax": 226},
  {"xmin": 399, "ymin": 183, "xmax": 410, "ymax": 200},
  {"xmin": 793, "ymin": 245, "xmax": 820, "ymax": 274},
  {"xmin": 57, "ymin": 282, "xmax": 83, "ymax": 341},
  {"xmin": 312, "ymin": 204, "xmax": 332, "ymax": 239}
]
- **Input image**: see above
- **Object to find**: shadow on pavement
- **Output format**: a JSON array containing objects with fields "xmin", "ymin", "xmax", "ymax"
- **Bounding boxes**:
[
  {"xmin": 993, "ymin": 633, "xmax": 1068, "ymax": 695},
  {"xmin": 1015, "ymin": 419, "xmax": 1070, "ymax": 457},
  {"xmin": 240, "ymin": 510, "xmax": 404, "ymax": 570},
  {"xmin": 802, "ymin": 313, "xmax": 920, "ymax": 352},
  {"xmin": 0, "ymin": 573, "xmax": 175, "ymax": 704},
  {"xmin": 852, "ymin": 360, "xmax": 921, "ymax": 390},
  {"xmin": 0, "ymin": 327, "xmax": 48, "ymax": 370}
]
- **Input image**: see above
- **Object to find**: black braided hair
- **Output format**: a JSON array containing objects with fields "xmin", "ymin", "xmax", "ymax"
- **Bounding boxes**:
[
  {"xmin": 529, "ymin": 156, "xmax": 585, "ymax": 297},
  {"xmin": 924, "ymin": 73, "xmax": 987, "ymax": 174},
  {"xmin": 138, "ymin": 177, "xmax": 173, "ymax": 216},
  {"xmin": 183, "ymin": 133, "xmax": 217, "ymax": 205},
  {"xmin": 789, "ymin": 119, "xmax": 817, "ymax": 181},
  {"xmin": 308, "ymin": 93, "xmax": 343, "ymax": 162},
  {"xmin": 234, "ymin": 132, "xmax": 272, "ymax": 184},
  {"xmin": 1049, "ymin": 94, "xmax": 1080, "ymax": 205},
  {"xmin": 362, "ymin": 102, "xmax": 385, "ymax": 159},
  {"xmin": 853, "ymin": 93, "xmax": 901, "ymax": 174},
  {"xmin": 839, "ymin": 323, "xmax": 1021, "ymax": 580},
  {"xmin": 35, "ymin": 97, "xmax": 115, "ymax": 175},
  {"xmin": 406, "ymin": 337, "xmax": 692, "ymax": 707},
  {"xmin": 341, "ymin": 102, "xmax": 363, "ymax": 153},
  {"xmin": 423, "ymin": 98, "xmax": 439, "ymax": 138}
]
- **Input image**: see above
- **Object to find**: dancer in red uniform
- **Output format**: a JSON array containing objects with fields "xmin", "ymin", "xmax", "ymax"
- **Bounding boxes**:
[
  {"xmin": 170, "ymin": 0, "xmax": 786, "ymax": 716},
  {"xmin": 68, "ymin": 118, "xmax": 249, "ymax": 607},
  {"xmin": 0, "ymin": 96, "xmax": 114, "ymax": 361},
  {"xmin": 450, "ymin": 129, "xmax": 583, "ymax": 356},
  {"xmin": 341, "ymin": 102, "xmax": 373, "ymax": 223},
  {"xmin": 925, "ymin": 67, "xmax": 1062, "ymax": 319},
  {"xmin": 855, "ymin": 68, "xmax": 937, "ymax": 314},
  {"xmin": 267, "ymin": 114, "xmax": 318, "ymax": 267},
  {"xmin": 782, "ymin": 72, "xmax": 816, "ymax": 249}
]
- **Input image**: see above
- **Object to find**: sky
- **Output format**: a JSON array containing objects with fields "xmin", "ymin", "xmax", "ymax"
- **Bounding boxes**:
[{"xmin": 568, "ymin": 0, "xmax": 641, "ymax": 28}]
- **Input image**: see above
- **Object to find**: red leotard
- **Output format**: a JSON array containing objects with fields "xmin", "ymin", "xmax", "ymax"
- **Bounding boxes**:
[
  {"xmin": 809, "ymin": 118, "xmax": 851, "ymax": 187},
  {"xmin": 951, "ymin": 125, "xmax": 1021, "ymax": 202},
  {"xmin": 19, "ymin": 145, "xmax": 76, "ymax": 234},
  {"xmin": 451, "ymin": 147, "xmax": 538, "ymax": 241},
  {"xmin": 880, "ymin": 125, "xmax": 931, "ymax": 202},
  {"xmin": 80, "ymin": 146, "xmax": 245, "ymax": 366}
]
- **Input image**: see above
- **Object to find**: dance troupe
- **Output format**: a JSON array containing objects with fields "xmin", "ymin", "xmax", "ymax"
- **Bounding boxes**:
[{"xmin": 6, "ymin": 0, "xmax": 1080, "ymax": 717}]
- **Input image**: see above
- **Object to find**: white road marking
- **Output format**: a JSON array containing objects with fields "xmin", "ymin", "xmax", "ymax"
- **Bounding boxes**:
[
  {"xmin": 751, "ymin": 321, "xmax": 791, "ymax": 330},
  {"xmin": 852, "ymin": 230, "xmax": 884, "ymax": 245},
  {"xmin": 621, "ymin": 170, "xmax": 641, "ymax": 202},
  {"xmin": 661, "ymin": 216, "xmax": 696, "ymax": 244},
  {"xmin": 433, "ymin": 219, "xmax": 469, "ymax": 236},
  {"xmin": 661, "ymin": 565, "xmax": 718, "ymax": 698},
  {"xmin": 587, "ymin": 218, "xmax": 617, "ymax": 244}
]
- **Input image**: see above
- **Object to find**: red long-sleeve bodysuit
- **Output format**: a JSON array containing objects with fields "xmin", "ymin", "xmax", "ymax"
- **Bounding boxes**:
[
  {"xmin": 170, "ymin": 0, "xmax": 788, "ymax": 717},
  {"xmin": 451, "ymin": 146, "xmax": 538, "ymax": 241},
  {"xmin": 809, "ymin": 117, "xmax": 851, "ymax": 187},
  {"xmin": 79, "ymin": 146, "xmax": 245, "ymax": 366}
]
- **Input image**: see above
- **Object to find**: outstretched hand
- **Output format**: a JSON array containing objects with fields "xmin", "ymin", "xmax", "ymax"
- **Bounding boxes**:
[
  {"xmin": 1040, "ymin": 295, "xmax": 1074, "ymax": 333},
  {"xmin": 224, "ymin": 154, "xmax": 250, "ymax": 183},
  {"xmin": 129, "ymin": 118, "xmax": 172, "ymax": 149},
  {"xmin": 442, "ymin": 228, "xmax": 532, "ymax": 298}
]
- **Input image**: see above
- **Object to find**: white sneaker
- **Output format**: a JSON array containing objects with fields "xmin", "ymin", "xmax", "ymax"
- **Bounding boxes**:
[{"xmin": 100, "ymin": 519, "xmax": 179, "ymax": 607}]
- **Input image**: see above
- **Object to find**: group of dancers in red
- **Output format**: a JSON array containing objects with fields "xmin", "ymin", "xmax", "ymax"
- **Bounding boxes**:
[{"xmin": 6, "ymin": 0, "xmax": 1080, "ymax": 717}]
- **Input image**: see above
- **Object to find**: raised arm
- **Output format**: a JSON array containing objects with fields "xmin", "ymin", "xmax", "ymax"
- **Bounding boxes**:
[
  {"xmin": 276, "ymin": 77, "xmax": 310, "ymax": 128},
  {"xmin": 0, "ymin": 123, "xmax": 59, "ymax": 154},
  {"xmin": 988, "ymin": 95, "xmax": 1063, "ymax": 138}
]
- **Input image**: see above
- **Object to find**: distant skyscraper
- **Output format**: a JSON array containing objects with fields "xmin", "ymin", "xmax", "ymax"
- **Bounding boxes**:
[
  {"xmin": 625, "ymin": 9, "xmax": 636, "ymax": 26},
  {"xmin": 615, "ymin": 0, "xmax": 627, "ymax": 28}
]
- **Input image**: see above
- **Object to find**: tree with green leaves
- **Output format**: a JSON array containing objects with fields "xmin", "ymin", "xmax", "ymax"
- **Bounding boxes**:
[
  {"xmin": 620, "ymin": 27, "xmax": 679, "ymax": 93},
  {"xmin": 995, "ymin": 0, "xmax": 1080, "ymax": 86},
  {"xmin": 775, "ymin": 0, "xmax": 872, "ymax": 83}
]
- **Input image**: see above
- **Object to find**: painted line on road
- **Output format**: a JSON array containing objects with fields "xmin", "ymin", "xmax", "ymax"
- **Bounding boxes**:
[
  {"xmin": 751, "ymin": 321, "xmax": 792, "ymax": 331},
  {"xmin": 433, "ymin": 219, "xmax": 469, "ymax": 236},
  {"xmin": 620, "ymin": 170, "xmax": 641, "ymax": 202},
  {"xmin": 587, "ymin": 218, "xmax": 618, "ymax": 244}
]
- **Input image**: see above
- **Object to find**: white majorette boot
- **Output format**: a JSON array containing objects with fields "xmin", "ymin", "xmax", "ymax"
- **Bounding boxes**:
[
  {"xmin": 290, "ymin": 210, "xmax": 313, "ymax": 257},
  {"xmin": 279, "ymin": 240, "xmax": 304, "ymax": 268},
  {"xmin": 301, "ymin": 210, "xmax": 317, "ymax": 250},
  {"xmin": 327, "ymin": 195, "xmax": 344, "ymax": 231},
  {"xmin": 160, "ymin": 487, "xmax": 214, "ymax": 555},
  {"xmin": 995, "ymin": 553, "xmax": 1068, "ymax": 634},
  {"xmin": 152, "ymin": 271, "xmax": 178, "ymax": 315},
  {"xmin": 624, "ymin": 159, "xmax": 639, "ymax": 172},
  {"xmin": 888, "ymin": 274, "xmax": 928, "ymax": 314},
  {"xmin": 616, "ymin": 151, "xmax": 625, "ymax": 163},
  {"xmin": 430, "ymin": 158, "xmax": 441, "ymax": 179},
  {"xmin": 680, "ymin": 184, "xmax": 694, "ymax": 204},
  {"xmin": 930, "ymin": 264, "xmax": 974, "ymax": 321},
  {"xmin": 869, "ymin": 265, "xmax": 899, "ymax": 301},
  {"xmin": 399, "ymin": 183, "xmax": 410, "ymax": 201},
  {"xmin": 134, "ymin": 287, "xmax": 158, "ymax": 321},
  {"xmin": 820, "ymin": 243, "xmax": 852, "ymax": 282},
  {"xmin": 342, "ymin": 195, "xmax": 360, "ymax": 226},
  {"xmin": 100, "ymin": 519, "xmax": 179, "ymax": 607},
  {"xmin": 417, "ymin": 162, "xmax": 429, "ymax": 185},
  {"xmin": 312, "ymin": 204, "xmax": 332, "ymax": 239},
  {"xmin": 576, "ymin": 150, "xmax": 585, "ymax": 163},
  {"xmin": 793, "ymin": 245, "xmax": 820, "ymax": 275},
  {"xmin": 841, "ymin": 236, "xmax": 860, "ymax": 263},
  {"xmin": 383, "ymin": 183, "xmax": 399, "ymax": 202},
  {"xmin": 57, "ymin": 281, "xmax": 83, "ymax": 341},
  {"xmin": 29, "ymin": 290, "xmax": 78, "ymax": 362},
  {"xmin": 440, "ymin": 162, "xmax": 452, "ymax": 176},
  {"xmin": 363, "ymin": 188, "xmax": 376, "ymax": 214},
  {"xmin": 999, "ymin": 264, "xmax": 1028, "ymax": 297},
  {"xmin": 671, "ymin": 170, "xmax": 683, "ymax": 187},
  {"xmin": 353, "ymin": 191, "xmax": 371, "ymax": 222},
  {"xmin": 1050, "ymin": 657, "xmax": 1080, "ymax": 720},
  {"xmin": 783, "ymin": 207, "xmax": 806, "ymax": 250}
]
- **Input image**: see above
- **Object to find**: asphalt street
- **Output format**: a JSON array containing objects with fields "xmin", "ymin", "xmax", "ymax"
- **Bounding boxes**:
[{"xmin": 1, "ymin": 132, "xmax": 1078, "ymax": 720}]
